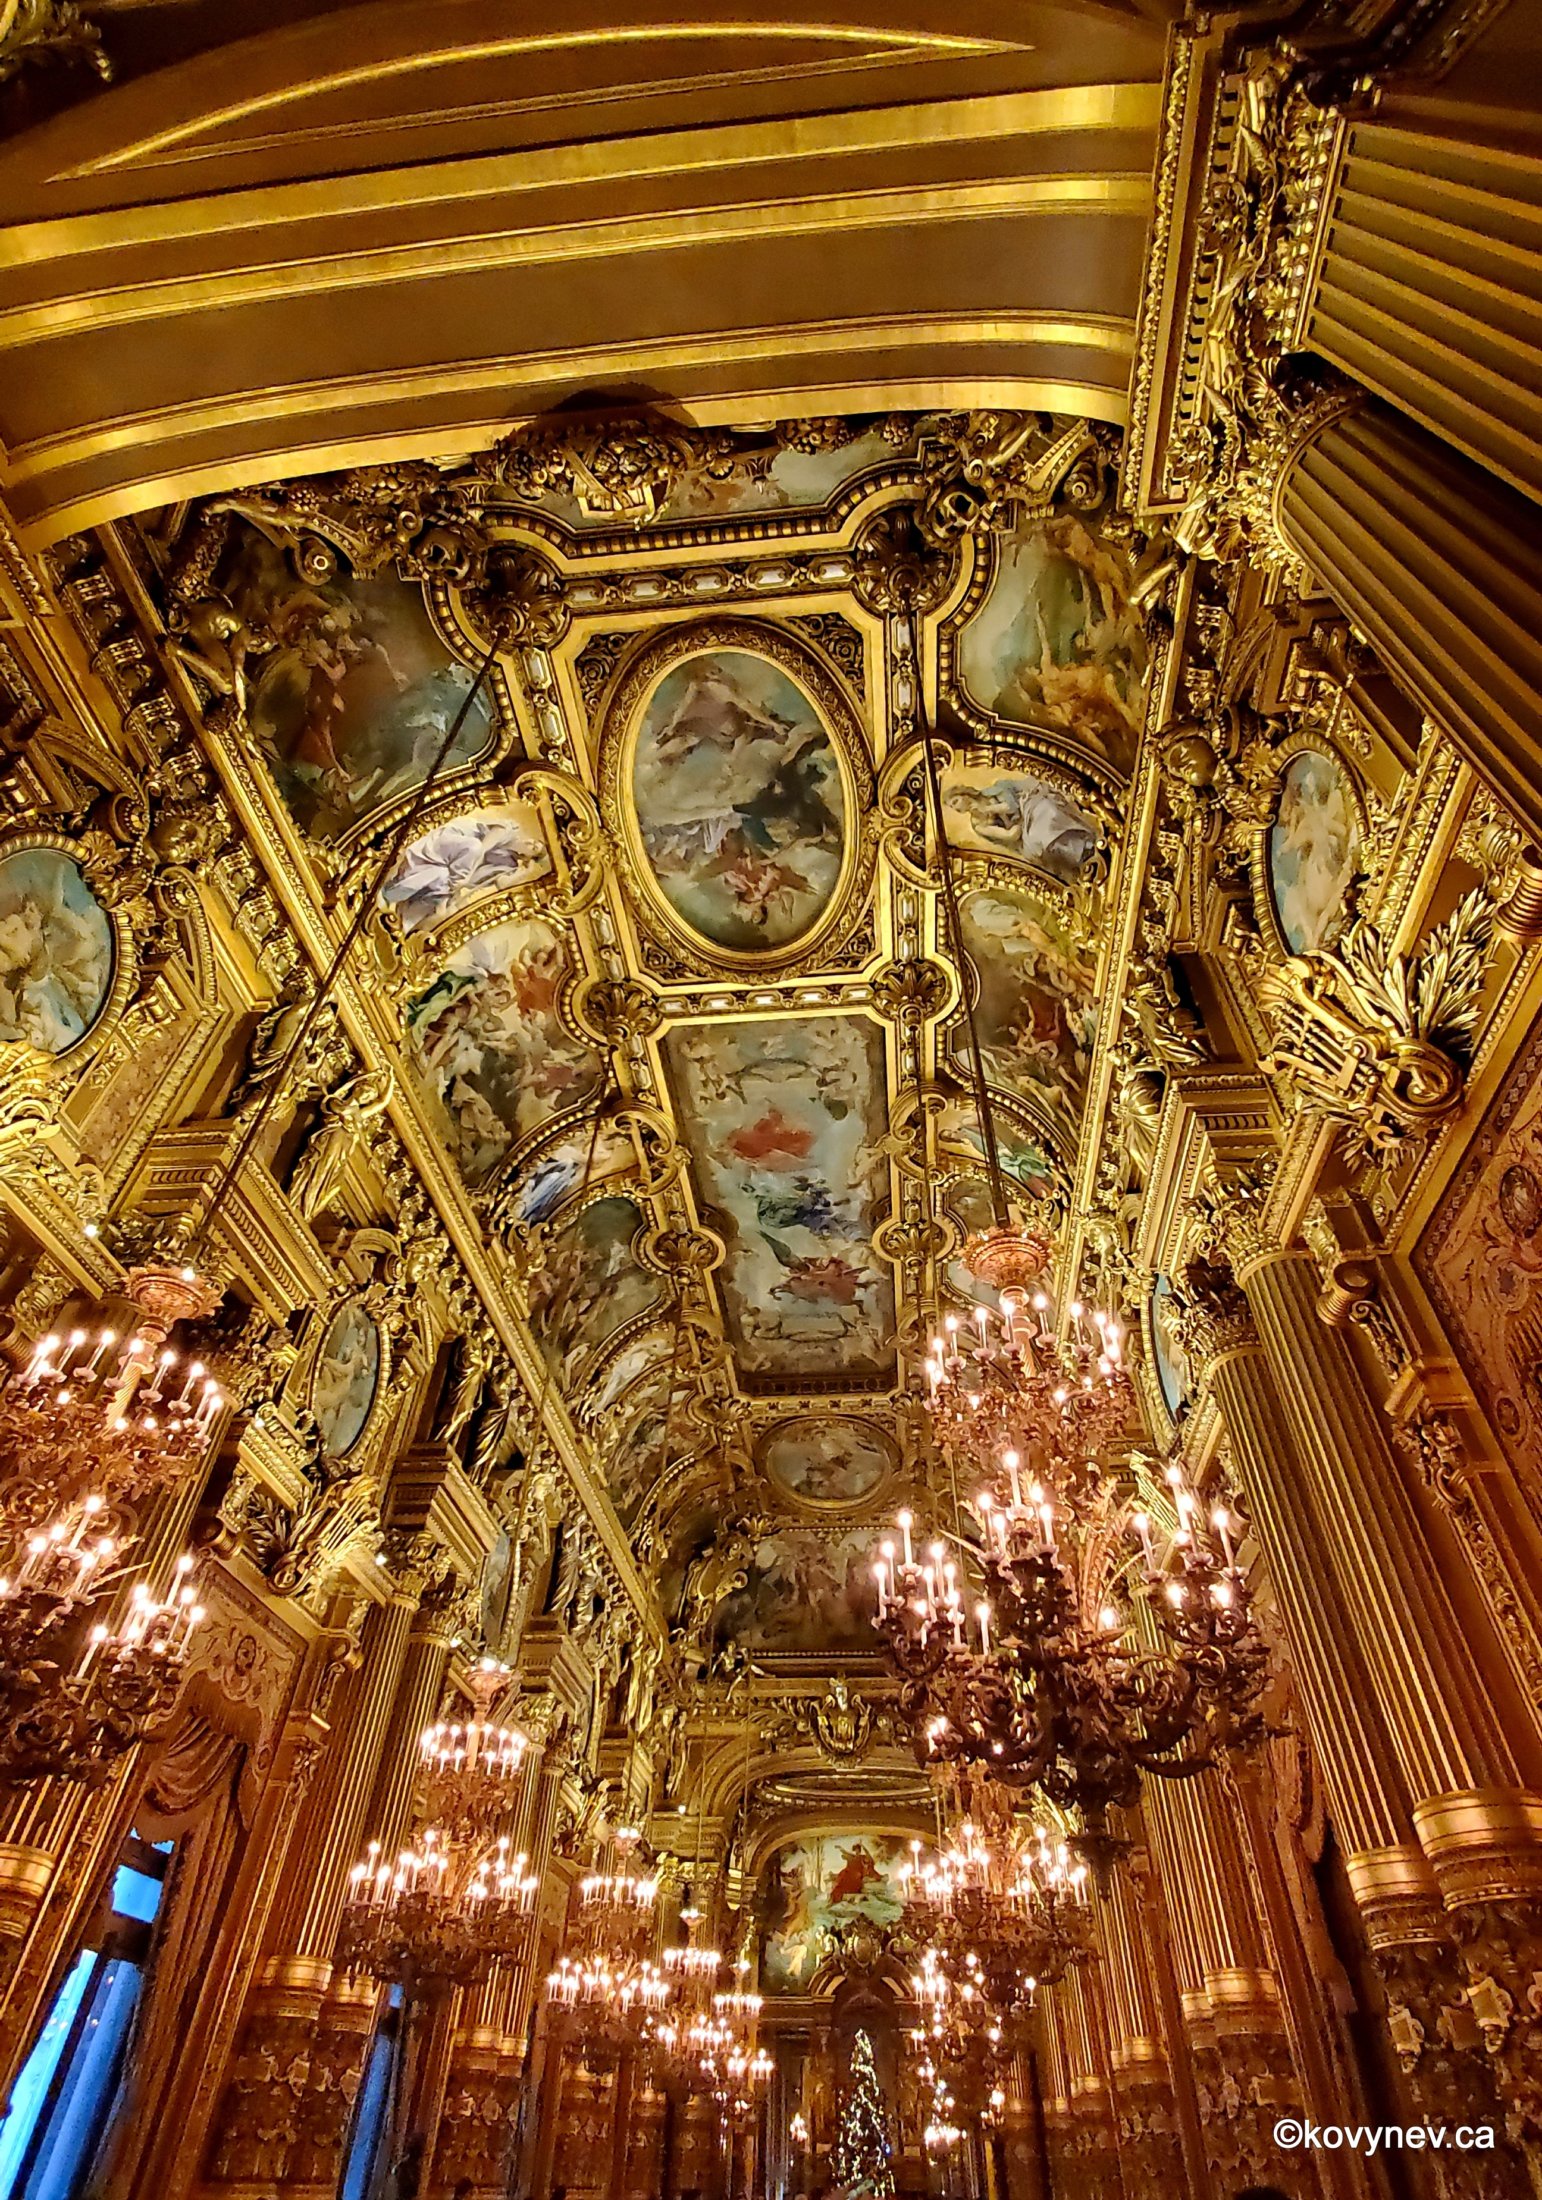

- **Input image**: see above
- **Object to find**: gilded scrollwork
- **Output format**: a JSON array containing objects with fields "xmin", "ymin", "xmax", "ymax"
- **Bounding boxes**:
[{"xmin": 1163, "ymin": 59, "xmax": 1355, "ymax": 577}]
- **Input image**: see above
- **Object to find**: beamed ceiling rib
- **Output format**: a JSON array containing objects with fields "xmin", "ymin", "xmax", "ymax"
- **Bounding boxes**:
[{"xmin": 0, "ymin": 0, "xmax": 1162, "ymax": 540}]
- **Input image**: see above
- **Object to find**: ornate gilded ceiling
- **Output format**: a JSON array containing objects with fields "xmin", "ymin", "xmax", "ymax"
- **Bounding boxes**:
[
  {"xmin": 149, "ymin": 406, "xmax": 1148, "ymax": 1662},
  {"xmin": 0, "ymin": 0, "xmax": 1163, "ymax": 541}
]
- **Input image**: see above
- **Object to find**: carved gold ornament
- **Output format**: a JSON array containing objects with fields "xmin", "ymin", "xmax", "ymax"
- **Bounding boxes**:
[{"xmin": 1261, "ymin": 888, "xmax": 1496, "ymax": 1158}]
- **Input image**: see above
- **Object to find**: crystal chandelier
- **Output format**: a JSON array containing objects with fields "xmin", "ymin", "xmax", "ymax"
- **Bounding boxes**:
[
  {"xmin": 0, "ymin": 1508, "xmax": 204, "ymax": 1787},
  {"xmin": 910, "ymin": 1947, "xmax": 1023, "ymax": 2123},
  {"xmin": 881, "ymin": 599, "xmax": 1273, "ymax": 1866},
  {"xmin": 701, "ymin": 1971, "xmax": 771, "ymax": 2115},
  {"xmin": 875, "ymin": 1427, "xmax": 1270, "ymax": 1871},
  {"xmin": 900, "ymin": 1773, "xmax": 1095, "ymax": 1999},
  {"xmin": 341, "ymin": 1662, "xmax": 537, "ymax": 1992},
  {"xmin": 545, "ymin": 1825, "xmax": 669, "ymax": 2060},
  {"xmin": 646, "ymin": 1945, "xmax": 770, "ymax": 2111}
]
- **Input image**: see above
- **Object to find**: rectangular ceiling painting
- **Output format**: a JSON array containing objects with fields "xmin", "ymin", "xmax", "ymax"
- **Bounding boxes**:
[{"xmin": 665, "ymin": 1014, "xmax": 894, "ymax": 1387}]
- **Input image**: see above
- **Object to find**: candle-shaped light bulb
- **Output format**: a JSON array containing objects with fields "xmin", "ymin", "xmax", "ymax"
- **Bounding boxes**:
[
  {"xmin": 1132, "ymin": 1510, "xmax": 1154, "ymax": 1567},
  {"xmin": 1212, "ymin": 1505, "xmax": 1236, "ymax": 1567}
]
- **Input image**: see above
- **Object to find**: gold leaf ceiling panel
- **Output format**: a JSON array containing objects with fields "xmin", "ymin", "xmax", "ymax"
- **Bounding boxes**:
[
  {"xmin": 148, "ymin": 407, "xmax": 1134, "ymax": 1653},
  {"xmin": 0, "ymin": 0, "xmax": 1163, "ymax": 540}
]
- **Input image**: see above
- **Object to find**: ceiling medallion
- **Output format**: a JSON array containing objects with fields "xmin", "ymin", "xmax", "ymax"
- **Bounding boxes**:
[{"xmin": 961, "ymin": 1222, "xmax": 1052, "ymax": 1298}]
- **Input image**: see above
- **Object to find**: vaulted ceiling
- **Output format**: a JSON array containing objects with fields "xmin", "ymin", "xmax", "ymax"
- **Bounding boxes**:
[
  {"xmin": 0, "ymin": 0, "xmax": 1164, "ymax": 540},
  {"xmin": 145, "ymin": 406, "xmax": 1151, "ymax": 1665}
]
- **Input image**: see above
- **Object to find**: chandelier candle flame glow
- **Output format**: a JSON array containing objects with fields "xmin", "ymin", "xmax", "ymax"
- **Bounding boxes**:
[{"xmin": 877, "ymin": 1269, "xmax": 1271, "ymax": 1859}]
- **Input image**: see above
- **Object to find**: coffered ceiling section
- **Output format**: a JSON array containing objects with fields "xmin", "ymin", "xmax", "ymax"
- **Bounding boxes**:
[
  {"xmin": 0, "ymin": 0, "xmax": 1162, "ymax": 540},
  {"xmin": 147, "ymin": 407, "xmax": 1139, "ymax": 1648}
]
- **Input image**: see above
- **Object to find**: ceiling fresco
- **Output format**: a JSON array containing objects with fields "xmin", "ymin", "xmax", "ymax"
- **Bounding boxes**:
[
  {"xmin": 212, "ymin": 520, "xmax": 498, "ymax": 841},
  {"xmin": 952, "ymin": 515, "xmax": 1148, "ymax": 778},
  {"xmin": 404, "ymin": 917, "xmax": 599, "ymax": 1190},
  {"xmin": 518, "ymin": 418, "xmax": 916, "ymax": 532},
  {"xmin": 665, "ymin": 1015, "xmax": 895, "ymax": 1388},
  {"xmin": 163, "ymin": 406, "xmax": 1153, "ymax": 1658},
  {"xmin": 381, "ymin": 803, "xmax": 551, "ymax": 935},
  {"xmin": 760, "ymin": 1416, "xmax": 896, "ymax": 1509},
  {"xmin": 940, "ymin": 759, "xmax": 1103, "ymax": 885},
  {"xmin": 952, "ymin": 887, "xmax": 1101, "ymax": 1158},
  {"xmin": 713, "ymin": 1523, "xmax": 883, "ymax": 1657},
  {"xmin": 629, "ymin": 648, "xmax": 846, "ymax": 953}
]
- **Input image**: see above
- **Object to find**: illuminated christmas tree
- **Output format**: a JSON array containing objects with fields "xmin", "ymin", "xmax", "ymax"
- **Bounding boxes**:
[{"xmin": 833, "ymin": 2027, "xmax": 895, "ymax": 2197}]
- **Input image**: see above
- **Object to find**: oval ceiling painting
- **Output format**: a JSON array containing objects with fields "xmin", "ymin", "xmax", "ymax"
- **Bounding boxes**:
[
  {"xmin": 762, "ymin": 1417, "xmax": 894, "ymax": 1508},
  {"xmin": 0, "ymin": 848, "xmax": 114, "ymax": 1054},
  {"xmin": 1267, "ymin": 749, "xmax": 1361, "ymax": 954},
  {"xmin": 312, "ymin": 1300, "xmax": 381, "ymax": 1456},
  {"xmin": 630, "ymin": 649, "xmax": 845, "ymax": 952}
]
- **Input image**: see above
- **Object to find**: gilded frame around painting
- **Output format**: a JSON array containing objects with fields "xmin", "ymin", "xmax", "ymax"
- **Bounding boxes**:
[
  {"xmin": 937, "ymin": 526, "xmax": 1148, "ymax": 796},
  {"xmin": 303, "ymin": 1294, "xmax": 387, "ymax": 1461},
  {"xmin": 755, "ymin": 1412, "xmax": 899, "ymax": 1516},
  {"xmin": 1248, "ymin": 728, "xmax": 1368, "ymax": 963},
  {"xmin": 0, "ymin": 827, "xmax": 135, "ymax": 1077},
  {"xmin": 598, "ymin": 617, "xmax": 877, "ymax": 979}
]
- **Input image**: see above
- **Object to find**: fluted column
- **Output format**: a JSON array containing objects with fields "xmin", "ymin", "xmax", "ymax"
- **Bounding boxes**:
[
  {"xmin": 1238, "ymin": 1243, "xmax": 1542, "ymax": 2160},
  {"xmin": 1185, "ymin": 1274, "xmax": 1415, "ymax": 1865},
  {"xmin": 273, "ymin": 1592, "xmax": 419, "ymax": 1978},
  {"xmin": 1141, "ymin": 1766, "xmax": 1325, "ymax": 2199},
  {"xmin": 362, "ymin": 1587, "xmax": 459, "ymax": 1859},
  {"xmin": 1241, "ymin": 1247, "xmax": 1542, "ymax": 1818},
  {"xmin": 1095, "ymin": 1863, "xmax": 1197, "ymax": 2199},
  {"xmin": 1278, "ymin": 395, "xmax": 1542, "ymax": 840},
  {"xmin": 1308, "ymin": 103, "xmax": 1542, "ymax": 509},
  {"xmin": 202, "ymin": 1586, "xmax": 419, "ymax": 2195}
]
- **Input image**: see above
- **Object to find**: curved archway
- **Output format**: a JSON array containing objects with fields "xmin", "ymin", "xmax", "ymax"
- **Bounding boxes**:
[{"xmin": 0, "ymin": 0, "xmax": 1162, "ymax": 539}]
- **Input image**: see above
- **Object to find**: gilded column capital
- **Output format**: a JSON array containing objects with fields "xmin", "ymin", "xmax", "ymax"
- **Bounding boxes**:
[{"xmin": 1169, "ymin": 1251, "xmax": 1260, "ymax": 1380}]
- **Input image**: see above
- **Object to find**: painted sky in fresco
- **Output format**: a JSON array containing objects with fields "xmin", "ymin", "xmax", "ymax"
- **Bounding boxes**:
[
  {"xmin": 631, "ymin": 649, "xmax": 845, "ymax": 952},
  {"xmin": 760, "ymin": 1831, "xmax": 911, "ymax": 1991},
  {"xmin": 220, "ymin": 523, "xmax": 494, "ymax": 841},
  {"xmin": 957, "ymin": 516, "xmax": 1147, "ymax": 775}
]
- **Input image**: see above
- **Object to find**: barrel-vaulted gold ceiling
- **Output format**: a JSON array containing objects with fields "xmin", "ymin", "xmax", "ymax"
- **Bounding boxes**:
[
  {"xmin": 146, "ymin": 407, "xmax": 1147, "ymax": 1665},
  {"xmin": 0, "ymin": 0, "xmax": 1162, "ymax": 541}
]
